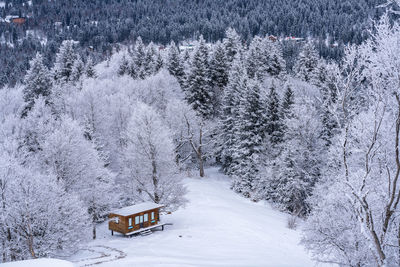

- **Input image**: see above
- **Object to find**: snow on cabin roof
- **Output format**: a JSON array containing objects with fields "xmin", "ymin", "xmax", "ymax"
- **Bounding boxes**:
[{"xmin": 111, "ymin": 202, "xmax": 164, "ymax": 216}]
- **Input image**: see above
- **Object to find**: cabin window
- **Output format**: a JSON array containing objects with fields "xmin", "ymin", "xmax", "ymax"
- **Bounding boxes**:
[
  {"xmin": 128, "ymin": 218, "xmax": 133, "ymax": 229},
  {"xmin": 135, "ymin": 216, "xmax": 139, "ymax": 225},
  {"xmin": 151, "ymin": 212, "xmax": 155, "ymax": 220},
  {"xmin": 115, "ymin": 217, "xmax": 119, "ymax": 224},
  {"xmin": 144, "ymin": 213, "xmax": 148, "ymax": 222}
]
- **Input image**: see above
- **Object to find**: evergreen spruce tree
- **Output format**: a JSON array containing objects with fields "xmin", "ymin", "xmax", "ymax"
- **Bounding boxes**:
[
  {"xmin": 133, "ymin": 37, "xmax": 147, "ymax": 79},
  {"xmin": 223, "ymin": 28, "xmax": 242, "ymax": 65},
  {"xmin": 219, "ymin": 57, "xmax": 246, "ymax": 174},
  {"xmin": 231, "ymin": 80, "xmax": 267, "ymax": 198},
  {"xmin": 186, "ymin": 36, "xmax": 213, "ymax": 119},
  {"xmin": 71, "ymin": 55, "xmax": 85, "ymax": 82},
  {"xmin": 154, "ymin": 53, "xmax": 164, "ymax": 73},
  {"xmin": 144, "ymin": 42, "xmax": 157, "ymax": 76},
  {"xmin": 210, "ymin": 41, "xmax": 229, "ymax": 90},
  {"xmin": 167, "ymin": 41, "xmax": 186, "ymax": 87},
  {"xmin": 53, "ymin": 40, "xmax": 78, "ymax": 84},
  {"xmin": 23, "ymin": 53, "xmax": 52, "ymax": 115},
  {"xmin": 294, "ymin": 42, "xmax": 320, "ymax": 84},
  {"xmin": 281, "ymin": 86, "xmax": 295, "ymax": 121},
  {"xmin": 265, "ymin": 42, "xmax": 287, "ymax": 78},
  {"xmin": 210, "ymin": 41, "xmax": 229, "ymax": 114},
  {"xmin": 245, "ymin": 36, "xmax": 263, "ymax": 79},
  {"xmin": 319, "ymin": 67, "xmax": 339, "ymax": 147},
  {"xmin": 266, "ymin": 84, "xmax": 284, "ymax": 147},
  {"xmin": 118, "ymin": 54, "xmax": 130, "ymax": 76},
  {"xmin": 85, "ymin": 57, "xmax": 97, "ymax": 78}
]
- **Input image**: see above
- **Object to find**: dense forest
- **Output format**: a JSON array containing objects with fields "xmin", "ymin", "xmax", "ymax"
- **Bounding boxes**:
[{"xmin": 0, "ymin": 0, "xmax": 386, "ymax": 87}]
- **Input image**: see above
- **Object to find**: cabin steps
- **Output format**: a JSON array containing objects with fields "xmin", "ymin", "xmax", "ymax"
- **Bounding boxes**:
[{"xmin": 140, "ymin": 229, "xmax": 152, "ymax": 236}]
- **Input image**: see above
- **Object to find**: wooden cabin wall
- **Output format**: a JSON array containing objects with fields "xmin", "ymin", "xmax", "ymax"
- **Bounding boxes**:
[
  {"xmin": 108, "ymin": 214, "xmax": 126, "ymax": 233},
  {"xmin": 109, "ymin": 208, "xmax": 161, "ymax": 234}
]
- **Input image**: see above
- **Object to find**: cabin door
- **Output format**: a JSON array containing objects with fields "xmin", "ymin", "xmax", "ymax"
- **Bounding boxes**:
[{"xmin": 139, "ymin": 215, "xmax": 144, "ymax": 228}]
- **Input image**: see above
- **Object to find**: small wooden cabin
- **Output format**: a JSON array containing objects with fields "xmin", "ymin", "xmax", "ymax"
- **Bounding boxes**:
[
  {"xmin": 109, "ymin": 202, "xmax": 164, "ymax": 236},
  {"xmin": 11, "ymin": 17, "xmax": 26, "ymax": 25}
]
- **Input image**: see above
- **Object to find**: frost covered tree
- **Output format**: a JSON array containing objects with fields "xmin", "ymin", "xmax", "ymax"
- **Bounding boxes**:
[
  {"xmin": 303, "ymin": 13, "xmax": 400, "ymax": 266},
  {"xmin": 266, "ymin": 84, "xmax": 284, "ymax": 147},
  {"xmin": 123, "ymin": 102, "xmax": 187, "ymax": 211},
  {"xmin": 118, "ymin": 54, "xmax": 130, "ymax": 76},
  {"xmin": 38, "ymin": 117, "xmax": 114, "ymax": 239},
  {"xmin": 0, "ymin": 153, "xmax": 89, "ymax": 261},
  {"xmin": 218, "ymin": 57, "xmax": 247, "ymax": 174},
  {"xmin": 133, "ymin": 37, "xmax": 147, "ymax": 79},
  {"xmin": 210, "ymin": 41, "xmax": 229, "ymax": 90},
  {"xmin": 223, "ymin": 28, "xmax": 242, "ymax": 65},
  {"xmin": 85, "ymin": 56, "xmax": 97, "ymax": 78},
  {"xmin": 167, "ymin": 41, "xmax": 186, "ymax": 87},
  {"xmin": 231, "ymin": 80, "xmax": 267, "ymax": 198},
  {"xmin": 52, "ymin": 40, "xmax": 78, "ymax": 84},
  {"xmin": 71, "ymin": 55, "xmax": 85, "ymax": 83},
  {"xmin": 210, "ymin": 41, "xmax": 229, "ymax": 113},
  {"xmin": 294, "ymin": 42, "xmax": 320, "ymax": 84},
  {"xmin": 264, "ymin": 41, "xmax": 287, "ymax": 78},
  {"xmin": 268, "ymin": 103, "xmax": 323, "ymax": 215},
  {"xmin": 22, "ymin": 53, "xmax": 52, "ymax": 115},
  {"xmin": 186, "ymin": 36, "xmax": 214, "ymax": 119}
]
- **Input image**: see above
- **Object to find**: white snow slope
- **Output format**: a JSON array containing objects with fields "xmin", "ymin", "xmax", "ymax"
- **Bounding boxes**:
[{"xmin": 69, "ymin": 168, "xmax": 325, "ymax": 267}]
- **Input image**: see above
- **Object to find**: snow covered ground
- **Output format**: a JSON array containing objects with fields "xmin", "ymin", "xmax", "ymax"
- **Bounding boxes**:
[
  {"xmin": 69, "ymin": 168, "xmax": 326, "ymax": 267},
  {"xmin": 1, "ymin": 259, "xmax": 74, "ymax": 267}
]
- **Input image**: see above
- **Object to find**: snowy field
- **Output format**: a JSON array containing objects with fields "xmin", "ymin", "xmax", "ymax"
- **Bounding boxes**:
[{"xmin": 66, "ymin": 168, "xmax": 326, "ymax": 267}]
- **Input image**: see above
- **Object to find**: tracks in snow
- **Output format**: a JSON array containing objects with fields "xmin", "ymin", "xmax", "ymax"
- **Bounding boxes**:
[{"xmin": 72, "ymin": 245, "xmax": 126, "ymax": 266}]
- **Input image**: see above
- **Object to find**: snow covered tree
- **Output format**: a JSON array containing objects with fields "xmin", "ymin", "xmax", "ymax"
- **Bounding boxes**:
[
  {"xmin": 266, "ymin": 83, "xmax": 284, "ymax": 147},
  {"xmin": 231, "ymin": 80, "xmax": 267, "ymax": 198},
  {"xmin": 186, "ymin": 36, "xmax": 214, "ymax": 119},
  {"xmin": 71, "ymin": 55, "xmax": 85, "ymax": 83},
  {"xmin": 154, "ymin": 53, "xmax": 164, "ymax": 73},
  {"xmin": 167, "ymin": 41, "xmax": 186, "ymax": 87},
  {"xmin": 281, "ymin": 85, "xmax": 295, "ymax": 120},
  {"xmin": 210, "ymin": 41, "xmax": 229, "ymax": 90},
  {"xmin": 223, "ymin": 28, "xmax": 242, "ymax": 64},
  {"xmin": 123, "ymin": 102, "xmax": 187, "ymax": 211},
  {"xmin": 210, "ymin": 41, "xmax": 229, "ymax": 114},
  {"xmin": 245, "ymin": 36, "xmax": 263, "ymax": 79},
  {"xmin": 303, "ymin": 13, "xmax": 400, "ymax": 266},
  {"xmin": 264, "ymin": 41, "xmax": 287, "ymax": 78},
  {"xmin": 85, "ymin": 56, "xmax": 97, "ymax": 78},
  {"xmin": 22, "ymin": 53, "xmax": 52, "ymax": 115},
  {"xmin": 118, "ymin": 54, "xmax": 130, "ymax": 76},
  {"xmin": 0, "ymin": 153, "xmax": 89, "ymax": 261},
  {"xmin": 294, "ymin": 42, "xmax": 320, "ymax": 84},
  {"xmin": 39, "ymin": 117, "xmax": 114, "ymax": 239},
  {"xmin": 218, "ymin": 57, "xmax": 247, "ymax": 174},
  {"xmin": 52, "ymin": 40, "xmax": 78, "ymax": 84},
  {"xmin": 273, "ymin": 105, "xmax": 322, "ymax": 215},
  {"xmin": 132, "ymin": 37, "xmax": 147, "ymax": 79}
]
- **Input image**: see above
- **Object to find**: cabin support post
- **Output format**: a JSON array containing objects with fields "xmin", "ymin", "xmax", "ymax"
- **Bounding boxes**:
[
  {"xmin": 111, "ymin": 230, "xmax": 113, "ymax": 236},
  {"xmin": 162, "ymin": 225, "xmax": 164, "ymax": 231}
]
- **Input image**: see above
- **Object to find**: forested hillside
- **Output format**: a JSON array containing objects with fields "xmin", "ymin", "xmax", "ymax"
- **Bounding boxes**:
[
  {"xmin": 0, "ymin": 0, "xmax": 386, "ymax": 87},
  {"xmin": 3, "ymin": 1, "xmax": 400, "ymax": 266}
]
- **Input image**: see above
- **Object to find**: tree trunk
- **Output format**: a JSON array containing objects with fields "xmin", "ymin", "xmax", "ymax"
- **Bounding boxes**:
[
  {"xmin": 197, "ymin": 125, "xmax": 204, "ymax": 177},
  {"xmin": 93, "ymin": 223, "xmax": 96, "ymax": 240}
]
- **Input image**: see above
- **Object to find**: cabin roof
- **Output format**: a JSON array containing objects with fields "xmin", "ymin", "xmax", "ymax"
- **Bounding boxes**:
[{"xmin": 111, "ymin": 202, "xmax": 164, "ymax": 216}]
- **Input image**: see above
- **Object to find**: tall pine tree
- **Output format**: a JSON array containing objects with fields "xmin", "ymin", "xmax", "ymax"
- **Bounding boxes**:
[
  {"xmin": 23, "ymin": 53, "xmax": 52, "ymax": 115},
  {"xmin": 186, "ymin": 36, "xmax": 213, "ymax": 119}
]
